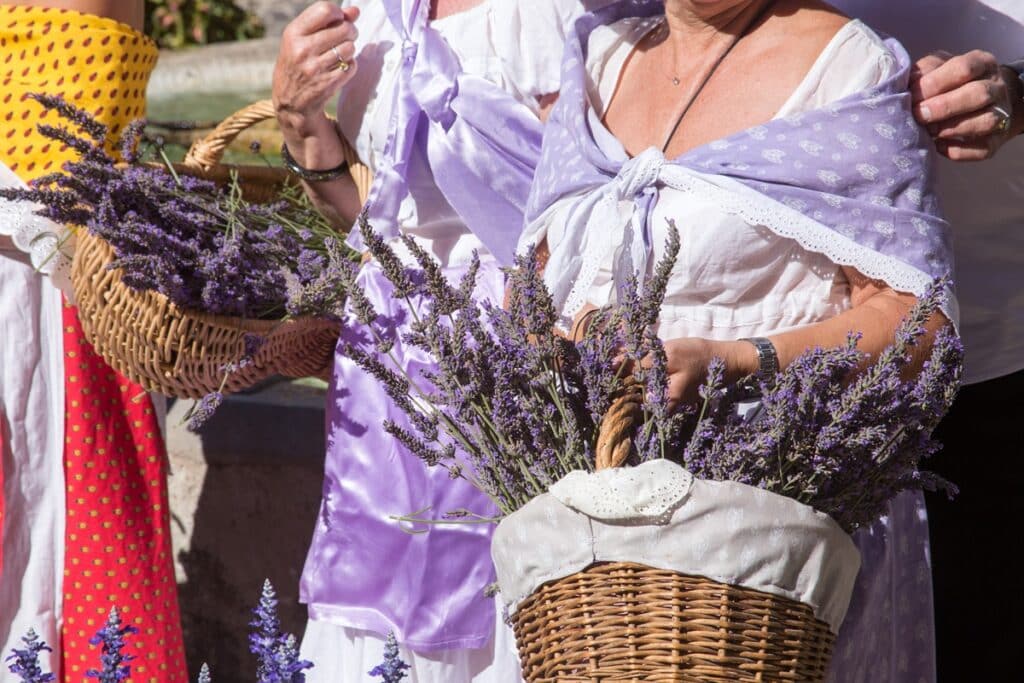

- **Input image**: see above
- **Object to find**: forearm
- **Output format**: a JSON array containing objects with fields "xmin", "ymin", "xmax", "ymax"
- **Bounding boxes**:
[
  {"xmin": 0, "ymin": 0, "xmax": 144, "ymax": 29},
  {"xmin": 709, "ymin": 276, "xmax": 949, "ymax": 383},
  {"xmin": 280, "ymin": 112, "xmax": 363, "ymax": 228}
]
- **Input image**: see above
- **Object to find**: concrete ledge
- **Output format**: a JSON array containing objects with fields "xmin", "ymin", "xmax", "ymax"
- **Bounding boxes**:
[{"xmin": 149, "ymin": 37, "xmax": 280, "ymax": 99}]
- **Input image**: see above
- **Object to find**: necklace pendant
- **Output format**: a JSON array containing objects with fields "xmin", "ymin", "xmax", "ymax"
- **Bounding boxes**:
[{"xmin": 672, "ymin": 77, "xmax": 680, "ymax": 86}]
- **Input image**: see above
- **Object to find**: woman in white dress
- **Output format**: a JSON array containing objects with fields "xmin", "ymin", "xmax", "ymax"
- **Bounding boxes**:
[
  {"xmin": 271, "ymin": 1, "xmax": 603, "ymax": 680},
  {"xmin": 521, "ymin": 1, "xmax": 954, "ymax": 681}
]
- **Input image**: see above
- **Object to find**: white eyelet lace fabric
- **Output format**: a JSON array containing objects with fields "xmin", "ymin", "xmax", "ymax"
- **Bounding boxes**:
[
  {"xmin": 549, "ymin": 458, "xmax": 694, "ymax": 523},
  {"xmin": 1, "ymin": 161, "xmax": 75, "ymax": 299},
  {"xmin": 658, "ymin": 165, "xmax": 959, "ymax": 326},
  {"xmin": 491, "ymin": 460, "xmax": 861, "ymax": 634}
]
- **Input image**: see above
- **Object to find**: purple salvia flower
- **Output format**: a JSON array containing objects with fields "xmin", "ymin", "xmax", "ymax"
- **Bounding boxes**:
[
  {"xmin": 5, "ymin": 629, "xmax": 56, "ymax": 683},
  {"xmin": 85, "ymin": 607, "xmax": 137, "ymax": 683},
  {"xmin": 368, "ymin": 631, "xmax": 410, "ymax": 683},
  {"xmin": 249, "ymin": 580, "xmax": 313, "ymax": 683}
]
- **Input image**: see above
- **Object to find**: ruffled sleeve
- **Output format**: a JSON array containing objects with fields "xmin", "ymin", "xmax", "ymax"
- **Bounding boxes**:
[
  {"xmin": 481, "ymin": 0, "xmax": 595, "ymax": 99},
  {"xmin": 779, "ymin": 19, "xmax": 898, "ymax": 115},
  {"xmin": 0, "ymin": 161, "xmax": 74, "ymax": 298}
]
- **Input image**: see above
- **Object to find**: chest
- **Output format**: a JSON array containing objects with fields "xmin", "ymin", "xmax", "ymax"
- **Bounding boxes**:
[
  {"xmin": 602, "ymin": 32, "xmax": 824, "ymax": 158},
  {"xmin": 431, "ymin": 0, "xmax": 486, "ymax": 20}
]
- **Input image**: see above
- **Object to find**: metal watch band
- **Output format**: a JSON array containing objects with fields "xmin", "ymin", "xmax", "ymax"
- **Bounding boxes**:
[
  {"xmin": 280, "ymin": 143, "xmax": 349, "ymax": 182},
  {"xmin": 1005, "ymin": 59, "xmax": 1024, "ymax": 135},
  {"xmin": 740, "ymin": 337, "xmax": 780, "ymax": 379}
]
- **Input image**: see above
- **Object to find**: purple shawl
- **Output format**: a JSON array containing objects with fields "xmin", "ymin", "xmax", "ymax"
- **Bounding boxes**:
[
  {"xmin": 350, "ymin": 0, "xmax": 545, "ymax": 265},
  {"xmin": 521, "ymin": 0, "xmax": 956, "ymax": 325}
]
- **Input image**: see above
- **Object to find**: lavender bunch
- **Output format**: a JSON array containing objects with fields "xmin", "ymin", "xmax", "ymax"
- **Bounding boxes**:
[
  {"xmin": 85, "ymin": 607, "xmax": 138, "ymax": 683},
  {"xmin": 5, "ymin": 630, "xmax": 56, "ymax": 683},
  {"xmin": 682, "ymin": 279, "xmax": 961, "ymax": 531},
  {"xmin": 0, "ymin": 94, "xmax": 354, "ymax": 320},
  {"xmin": 368, "ymin": 632, "xmax": 410, "ymax": 683},
  {"xmin": 338, "ymin": 217, "xmax": 679, "ymax": 516},
  {"xmin": 249, "ymin": 580, "xmax": 313, "ymax": 683},
  {"xmin": 340, "ymin": 217, "xmax": 960, "ymax": 530}
]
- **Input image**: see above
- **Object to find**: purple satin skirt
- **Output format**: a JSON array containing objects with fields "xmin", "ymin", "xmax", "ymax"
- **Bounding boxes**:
[
  {"xmin": 828, "ymin": 490, "xmax": 936, "ymax": 682},
  {"xmin": 300, "ymin": 254, "xmax": 505, "ymax": 652}
]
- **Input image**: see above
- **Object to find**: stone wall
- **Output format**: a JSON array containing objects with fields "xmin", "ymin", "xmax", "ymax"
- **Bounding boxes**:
[{"xmin": 167, "ymin": 381, "xmax": 327, "ymax": 681}]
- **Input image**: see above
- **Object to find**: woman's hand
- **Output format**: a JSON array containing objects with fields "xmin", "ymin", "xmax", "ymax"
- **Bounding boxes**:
[
  {"xmin": 912, "ymin": 50, "xmax": 1024, "ymax": 161},
  {"xmin": 662, "ymin": 338, "xmax": 758, "ymax": 410},
  {"xmin": 273, "ymin": 2, "xmax": 360, "ymax": 164},
  {"xmin": 271, "ymin": 2, "xmax": 365, "ymax": 227}
]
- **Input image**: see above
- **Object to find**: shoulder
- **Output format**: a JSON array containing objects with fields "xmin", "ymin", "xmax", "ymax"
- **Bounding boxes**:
[
  {"xmin": 753, "ymin": 1, "xmax": 899, "ymax": 110},
  {"xmin": 759, "ymin": 0, "xmax": 856, "ymax": 70}
]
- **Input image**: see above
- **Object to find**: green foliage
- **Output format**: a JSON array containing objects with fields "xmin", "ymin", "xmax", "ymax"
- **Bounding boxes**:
[{"xmin": 144, "ymin": 0, "xmax": 265, "ymax": 49}]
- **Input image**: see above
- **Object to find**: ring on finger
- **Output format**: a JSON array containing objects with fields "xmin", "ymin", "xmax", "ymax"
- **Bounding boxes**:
[
  {"xmin": 993, "ymin": 104, "xmax": 1012, "ymax": 134},
  {"xmin": 331, "ymin": 45, "xmax": 351, "ymax": 72}
]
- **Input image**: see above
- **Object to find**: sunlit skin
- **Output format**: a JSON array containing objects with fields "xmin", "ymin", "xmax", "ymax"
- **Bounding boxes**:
[
  {"xmin": 0, "ymin": 0, "xmax": 143, "ymax": 30},
  {"xmin": 567, "ymin": 0, "xmax": 949, "ymax": 409}
]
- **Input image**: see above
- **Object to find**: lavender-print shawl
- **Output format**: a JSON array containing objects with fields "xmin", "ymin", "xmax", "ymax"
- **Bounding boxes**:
[
  {"xmin": 350, "ymin": 0, "xmax": 545, "ymax": 265},
  {"xmin": 521, "ymin": 0, "xmax": 956, "ymax": 326}
]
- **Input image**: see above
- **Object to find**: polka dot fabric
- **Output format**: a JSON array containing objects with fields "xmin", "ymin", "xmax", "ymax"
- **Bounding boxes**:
[
  {"xmin": 61, "ymin": 303, "xmax": 186, "ymax": 683},
  {"xmin": 0, "ymin": 7, "xmax": 186, "ymax": 682}
]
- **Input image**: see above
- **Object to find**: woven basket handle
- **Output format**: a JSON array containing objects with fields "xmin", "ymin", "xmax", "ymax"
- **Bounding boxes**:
[
  {"xmin": 594, "ymin": 377, "xmax": 643, "ymax": 471},
  {"xmin": 183, "ymin": 99, "xmax": 277, "ymax": 170},
  {"xmin": 183, "ymin": 99, "xmax": 373, "ymax": 205}
]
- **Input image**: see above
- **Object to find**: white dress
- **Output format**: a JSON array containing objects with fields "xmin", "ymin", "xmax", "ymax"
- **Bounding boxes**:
[
  {"xmin": 299, "ymin": 2, "xmax": 590, "ymax": 681},
  {"xmin": 527, "ymin": 17, "xmax": 937, "ymax": 683},
  {"xmin": 0, "ymin": 161, "xmax": 66, "ymax": 672},
  {"xmin": 536, "ymin": 17, "xmax": 896, "ymax": 337}
]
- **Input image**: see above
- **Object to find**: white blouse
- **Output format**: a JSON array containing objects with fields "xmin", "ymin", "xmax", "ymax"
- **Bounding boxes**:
[
  {"xmin": 539, "ymin": 18, "xmax": 897, "ymax": 340},
  {"xmin": 337, "ymin": 0, "xmax": 586, "ymax": 266}
]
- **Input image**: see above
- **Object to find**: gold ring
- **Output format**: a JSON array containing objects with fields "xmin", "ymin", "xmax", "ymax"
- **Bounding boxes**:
[
  {"xmin": 993, "ymin": 105, "xmax": 1012, "ymax": 134},
  {"xmin": 331, "ymin": 45, "xmax": 350, "ymax": 72}
]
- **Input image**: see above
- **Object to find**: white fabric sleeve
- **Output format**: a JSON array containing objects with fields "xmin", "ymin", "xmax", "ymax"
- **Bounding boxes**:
[
  {"xmin": 778, "ymin": 20, "xmax": 897, "ymax": 116},
  {"xmin": 0, "ymin": 161, "xmax": 74, "ymax": 299},
  {"xmin": 489, "ymin": 0, "xmax": 589, "ymax": 98}
]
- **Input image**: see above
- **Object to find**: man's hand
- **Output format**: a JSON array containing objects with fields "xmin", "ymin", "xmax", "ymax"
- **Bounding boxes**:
[{"xmin": 911, "ymin": 50, "xmax": 1024, "ymax": 161}]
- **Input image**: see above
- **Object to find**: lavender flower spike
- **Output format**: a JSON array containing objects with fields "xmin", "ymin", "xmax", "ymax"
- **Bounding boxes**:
[
  {"xmin": 368, "ymin": 631, "xmax": 410, "ymax": 683},
  {"xmin": 197, "ymin": 663, "xmax": 212, "ymax": 683},
  {"xmin": 85, "ymin": 607, "xmax": 138, "ymax": 683},
  {"xmin": 5, "ymin": 629, "xmax": 56, "ymax": 683}
]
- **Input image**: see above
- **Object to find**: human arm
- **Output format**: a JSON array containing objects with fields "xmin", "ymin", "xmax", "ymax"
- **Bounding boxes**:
[
  {"xmin": 272, "ymin": 1, "xmax": 364, "ymax": 229},
  {"xmin": 911, "ymin": 50, "xmax": 1024, "ymax": 161},
  {"xmin": 0, "ymin": 0, "xmax": 143, "ymax": 29},
  {"xmin": 660, "ymin": 270, "xmax": 949, "ymax": 409}
]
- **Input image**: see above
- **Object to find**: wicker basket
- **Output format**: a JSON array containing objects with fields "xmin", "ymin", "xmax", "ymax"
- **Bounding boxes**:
[
  {"xmin": 71, "ymin": 100, "xmax": 372, "ymax": 398},
  {"xmin": 508, "ymin": 389, "xmax": 838, "ymax": 682}
]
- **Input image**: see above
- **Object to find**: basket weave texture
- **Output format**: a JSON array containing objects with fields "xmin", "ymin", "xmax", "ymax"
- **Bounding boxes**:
[
  {"xmin": 73, "ymin": 232, "xmax": 344, "ymax": 399},
  {"xmin": 511, "ymin": 562, "xmax": 835, "ymax": 682},
  {"xmin": 509, "ymin": 388, "xmax": 837, "ymax": 682},
  {"xmin": 71, "ymin": 100, "xmax": 371, "ymax": 398}
]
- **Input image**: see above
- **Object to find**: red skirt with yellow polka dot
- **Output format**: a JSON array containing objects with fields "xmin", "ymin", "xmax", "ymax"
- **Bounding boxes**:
[{"xmin": 1, "ymin": 6, "xmax": 187, "ymax": 681}]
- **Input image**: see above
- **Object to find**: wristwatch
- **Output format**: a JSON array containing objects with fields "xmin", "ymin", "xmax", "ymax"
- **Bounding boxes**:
[
  {"xmin": 740, "ymin": 337, "xmax": 780, "ymax": 379},
  {"xmin": 1003, "ymin": 59, "xmax": 1024, "ymax": 135}
]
